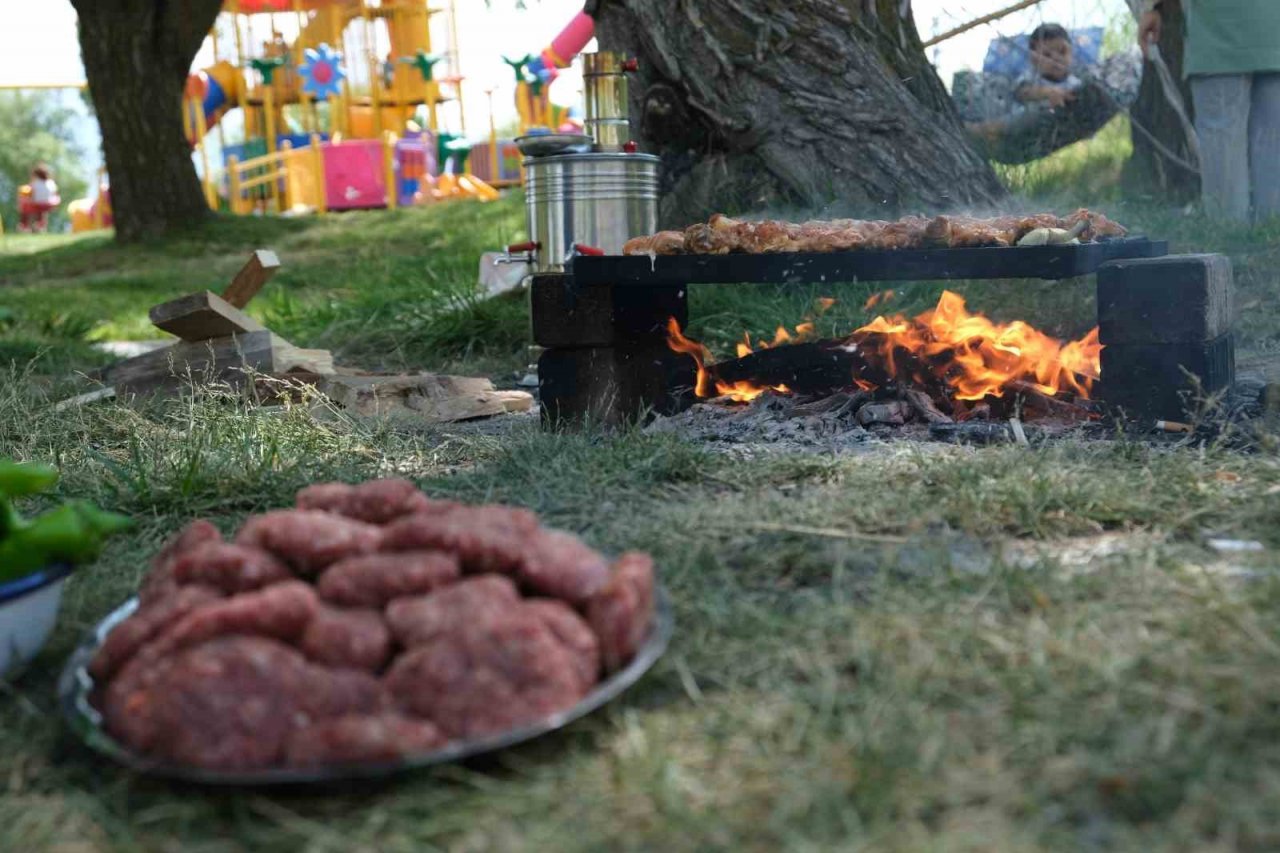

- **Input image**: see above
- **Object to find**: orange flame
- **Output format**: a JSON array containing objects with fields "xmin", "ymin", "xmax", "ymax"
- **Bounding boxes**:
[
  {"xmin": 667, "ymin": 318, "xmax": 793, "ymax": 403},
  {"xmin": 666, "ymin": 317, "xmax": 715, "ymax": 398},
  {"xmin": 817, "ymin": 297, "xmax": 837, "ymax": 313},
  {"xmin": 667, "ymin": 291, "xmax": 1104, "ymax": 407},
  {"xmin": 850, "ymin": 290, "xmax": 1102, "ymax": 401}
]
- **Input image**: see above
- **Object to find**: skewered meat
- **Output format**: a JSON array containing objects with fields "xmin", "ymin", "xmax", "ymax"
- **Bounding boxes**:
[
  {"xmin": 525, "ymin": 599, "xmax": 601, "ymax": 691},
  {"xmin": 296, "ymin": 479, "xmax": 446, "ymax": 525},
  {"xmin": 624, "ymin": 209, "xmax": 1127, "ymax": 256},
  {"xmin": 381, "ymin": 505, "xmax": 539, "ymax": 574},
  {"xmin": 622, "ymin": 231, "xmax": 685, "ymax": 256},
  {"xmin": 317, "ymin": 551, "xmax": 460, "ymax": 608},
  {"xmin": 170, "ymin": 542, "xmax": 294, "ymax": 595},
  {"xmin": 384, "ymin": 607, "xmax": 587, "ymax": 739},
  {"xmin": 284, "ymin": 714, "xmax": 447, "ymax": 766},
  {"xmin": 138, "ymin": 520, "xmax": 223, "ymax": 606},
  {"xmin": 299, "ymin": 605, "xmax": 392, "ymax": 672},
  {"xmin": 88, "ymin": 584, "xmax": 224, "ymax": 682},
  {"xmin": 587, "ymin": 552, "xmax": 657, "ymax": 672},
  {"xmin": 235, "ymin": 510, "xmax": 382, "ymax": 574},
  {"xmin": 516, "ymin": 528, "xmax": 611, "ymax": 606},
  {"xmin": 385, "ymin": 575, "xmax": 520, "ymax": 648}
]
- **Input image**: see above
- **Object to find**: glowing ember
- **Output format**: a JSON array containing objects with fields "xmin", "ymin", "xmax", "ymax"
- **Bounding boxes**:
[
  {"xmin": 863, "ymin": 289, "xmax": 895, "ymax": 311},
  {"xmin": 666, "ymin": 290, "xmax": 1103, "ymax": 406}
]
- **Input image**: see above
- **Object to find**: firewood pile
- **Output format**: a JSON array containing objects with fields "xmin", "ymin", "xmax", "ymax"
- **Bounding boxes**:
[{"xmin": 65, "ymin": 251, "xmax": 533, "ymax": 424}]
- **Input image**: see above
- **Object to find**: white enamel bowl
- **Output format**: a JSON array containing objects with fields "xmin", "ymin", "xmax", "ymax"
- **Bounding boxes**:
[{"xmin": 0, "ymin": 564, "xmax": 73, "ymax": 678}]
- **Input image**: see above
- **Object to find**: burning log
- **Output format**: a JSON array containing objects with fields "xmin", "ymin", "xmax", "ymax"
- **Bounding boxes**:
[
  {"xmin": 928, "ymin": 422, "xmax": 1042, "ymax": 445},
  {"xmin": 903, "ymin": 389, "xmax": 954, "ymax": 424},
  {"xmin": 710, "ymin": 340, "xmax": 887, "ymax": 396},
  {"xmin": 856, "ymin": 401, "xmax": 911, "ymax": 426},
  {"xmin": 1006, "ymin": 380, "xmax": 1097, "ymax": 421},
  {"xmin": 790, "ymin": 391, "xmax": 870, "ymax": 418}
]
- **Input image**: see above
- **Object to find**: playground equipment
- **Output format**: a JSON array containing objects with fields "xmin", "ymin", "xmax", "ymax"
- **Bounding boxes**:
[
  {"xmin": 68, "ymin": 169, "xmax": 113, "ymax": 233},
  {"xmin": 183, "ymin": 0, "xmax": 509, "ymax": 215},
  {"xmin": 469, "ymin": 11, "xmax": 595, "ymax": 188}
]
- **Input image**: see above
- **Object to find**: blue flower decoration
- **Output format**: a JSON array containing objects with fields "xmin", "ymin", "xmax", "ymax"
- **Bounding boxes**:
[{"xmin": 299, "ymin": 43, "xmax": 347, "ymax": 100}]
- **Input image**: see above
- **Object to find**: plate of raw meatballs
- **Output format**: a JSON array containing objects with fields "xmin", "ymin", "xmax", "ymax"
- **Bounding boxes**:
[{"xmin": 58, "ymin": 479, "xmax": 671, "ymax": 784}]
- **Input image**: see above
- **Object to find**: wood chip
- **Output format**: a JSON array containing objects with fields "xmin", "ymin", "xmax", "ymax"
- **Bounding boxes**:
[{"xmin": 318, "ymin": 374, "xmax": 533, "ymax": 423}]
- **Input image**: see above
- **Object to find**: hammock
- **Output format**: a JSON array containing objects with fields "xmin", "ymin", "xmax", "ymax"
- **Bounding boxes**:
[{"xmin": 952, "ymin": 28, "xmax": 1142, "ymax": 164}]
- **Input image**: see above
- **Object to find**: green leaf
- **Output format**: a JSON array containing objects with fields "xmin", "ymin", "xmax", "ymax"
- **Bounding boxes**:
[{"xmin": 0, "ymin": 461, "xmax": 59, "ymax": 498}]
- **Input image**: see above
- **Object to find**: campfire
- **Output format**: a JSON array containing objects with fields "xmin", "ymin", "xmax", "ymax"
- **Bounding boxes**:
[{"xmin": 665, "ymin": 290, "xmax": 1104, "ymax": 428}]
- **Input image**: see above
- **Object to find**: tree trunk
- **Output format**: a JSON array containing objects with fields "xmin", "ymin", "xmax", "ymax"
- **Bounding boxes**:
[
  {"xmin": 1123, "ymin": 0, "xmax": 1198, "ymax": 201},
  {"xmin": 591, "ymin": 0, "xmax": 1005, "ymax": 228},
  {"xmin": 71, "ymin": 0, "xmax": 222, "ymax": 242}
]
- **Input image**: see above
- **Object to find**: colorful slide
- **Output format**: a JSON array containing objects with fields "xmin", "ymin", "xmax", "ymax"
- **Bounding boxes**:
[{"xmin": 185, "ymin": 0, "xmax": 366, "ymax": 139}]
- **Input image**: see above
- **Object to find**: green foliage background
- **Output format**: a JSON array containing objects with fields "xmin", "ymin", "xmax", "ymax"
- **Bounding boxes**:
[{"xmin": 0, "ymin": 92, "xmax": 88, "ymax": 233}]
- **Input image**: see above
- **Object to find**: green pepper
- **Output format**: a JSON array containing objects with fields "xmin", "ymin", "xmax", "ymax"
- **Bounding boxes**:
[
  {"xmin": 0, "ymin": 501, "xmax": 133, "ymax": 583},
  {"xmin": 0, "ymin": 461, "xmax": 59, "ymax": 498}
]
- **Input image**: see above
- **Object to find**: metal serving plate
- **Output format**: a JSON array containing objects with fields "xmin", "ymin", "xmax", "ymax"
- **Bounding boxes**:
[
  {"xmin": 58, "ymin": 588, "xmax": 673, "ymax": 786},
  {"xmin": 514, "ymin": 133, "xmax": 594, "ymax": 158}
]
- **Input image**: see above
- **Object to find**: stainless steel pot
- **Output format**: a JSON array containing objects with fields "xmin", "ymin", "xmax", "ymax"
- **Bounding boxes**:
[{"xmin": 518, "ymin": 152, "xmax": 659, "ymax": 272}]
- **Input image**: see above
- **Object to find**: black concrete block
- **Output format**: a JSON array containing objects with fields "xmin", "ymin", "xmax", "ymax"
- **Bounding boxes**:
[
  {"xmin": 1098, "ymin": 332, "xmax": 1235, "ymax": 419},
  {"xmin": 531, "ymin": 275, "xmax": 688, "ymax": 348},
  {"xmin": 538, "ymin": 343, "xmax": 695, "ymax": 427},
  {"xmin": 1096, "ymin": 254, "xmax": 1233, "ymax": 345}
]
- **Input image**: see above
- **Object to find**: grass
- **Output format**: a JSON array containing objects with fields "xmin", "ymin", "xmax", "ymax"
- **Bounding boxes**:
[{"xmin": 2, "ymin": 150, "xmax": 1280, "ymax": 850}]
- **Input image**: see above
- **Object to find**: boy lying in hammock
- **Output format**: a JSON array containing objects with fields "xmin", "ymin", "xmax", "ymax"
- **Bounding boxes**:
[{"xmin": 1015, "ymin": 23, "xmax": 1083, "ymax": 111}]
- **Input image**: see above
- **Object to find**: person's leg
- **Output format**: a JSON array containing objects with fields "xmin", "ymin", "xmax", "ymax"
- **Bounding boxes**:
[
  {"xmin": 1190, "ymin": 74, "xmax": 1253, "ymax": 222},
  {"xmin": 1249, "ymin": 72, "xmax": 1280, "ymax": 221}
]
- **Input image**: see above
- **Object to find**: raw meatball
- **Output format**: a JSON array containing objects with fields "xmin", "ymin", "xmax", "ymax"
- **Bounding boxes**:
[
  {"xmin": 138, "ymin": 520, "xmax": 223, "ymax": 606},
  {"xmin": 105, "ymin": 636, "xmax": 315, "ymax": 768},
  {"xmin": 384, "ymin": 575, "xmax": 519, "ymax": 648},
  {"xmin": 132, "ymin": 581, "xmax": 318, "ymax": 667},
  {"xmin": 586, "ymin": 552, "xmax": 656, "ymax": 672},
  {"xmin": 317, "ymin": 551, "xmax": 460, "ymax": 608},
  {"xmin": 297, "ymin": 666, "xmax": 390, "ymax": 722},
  {"xmin": 296, "ymin": 479, "xmax": 448, "ymax": 525},
  {"xmin": 525, "ymin": 599, "xmax": 601, "ymax": 690},
  {"xmin": 384, "ymin": 608, "xmax": 587, "ymax": 739},
  {"xmin": 171, "ymin": 542, "xmax": 294, "ymax": 595},
  {"xmin": 517, "ymin": 529, "xmax": 611, "ymax": 606},
  {"xmin": 88, "ymin": 584, "xmax": 223, "ymax": 682},
  {"xmin": 381, "ymin": 506, "xmax": 540, "ymax": 574},
  {"xmin": 284, "ymin": 714, "xmax": 446, "ymax": 766},
  {"xmin": 299, "ymin": 606, "xmax": 392, "ymax": 672},
  {"xmin": 235, "ymin": 510, "xmax": 382, "ymax": 574}
]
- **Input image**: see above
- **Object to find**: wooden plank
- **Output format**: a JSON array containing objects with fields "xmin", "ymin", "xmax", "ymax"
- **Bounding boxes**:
[
  {"xmin": 221, "ymin": 249, "xmax": 281, "ymax": 309},
  {"xmin": 105, "ymin": 330, "xmax": 276, "ymax": 395},
  {"xmin": 149, "ymin": 290, "xmax": 267, "ymax": 342},
  {"xmin": 104, "ymin": 331, "xmax": 332, "ymax": 396}
]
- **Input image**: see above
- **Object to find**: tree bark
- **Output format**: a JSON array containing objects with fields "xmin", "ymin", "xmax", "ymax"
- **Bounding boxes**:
[
  {"xmin": 71, "ymin": 0, "xmax": 222, "ymax": 242},
  {"xmin": 1123, "ymin": 0, "xmax": 1198, "ymax": 201},
  {"xmin": 592, "ymin": 0, "xmax": 1005, "ymax": 228}
]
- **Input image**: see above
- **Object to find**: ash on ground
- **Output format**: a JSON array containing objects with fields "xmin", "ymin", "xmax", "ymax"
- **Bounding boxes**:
[
  {"xmin": 645, "ymin": 390, "xmax": 1094, "ymax": 456},
  {"xmin": 647, "ymin": 374, "xmax": 1280, "ymax": 455}
]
